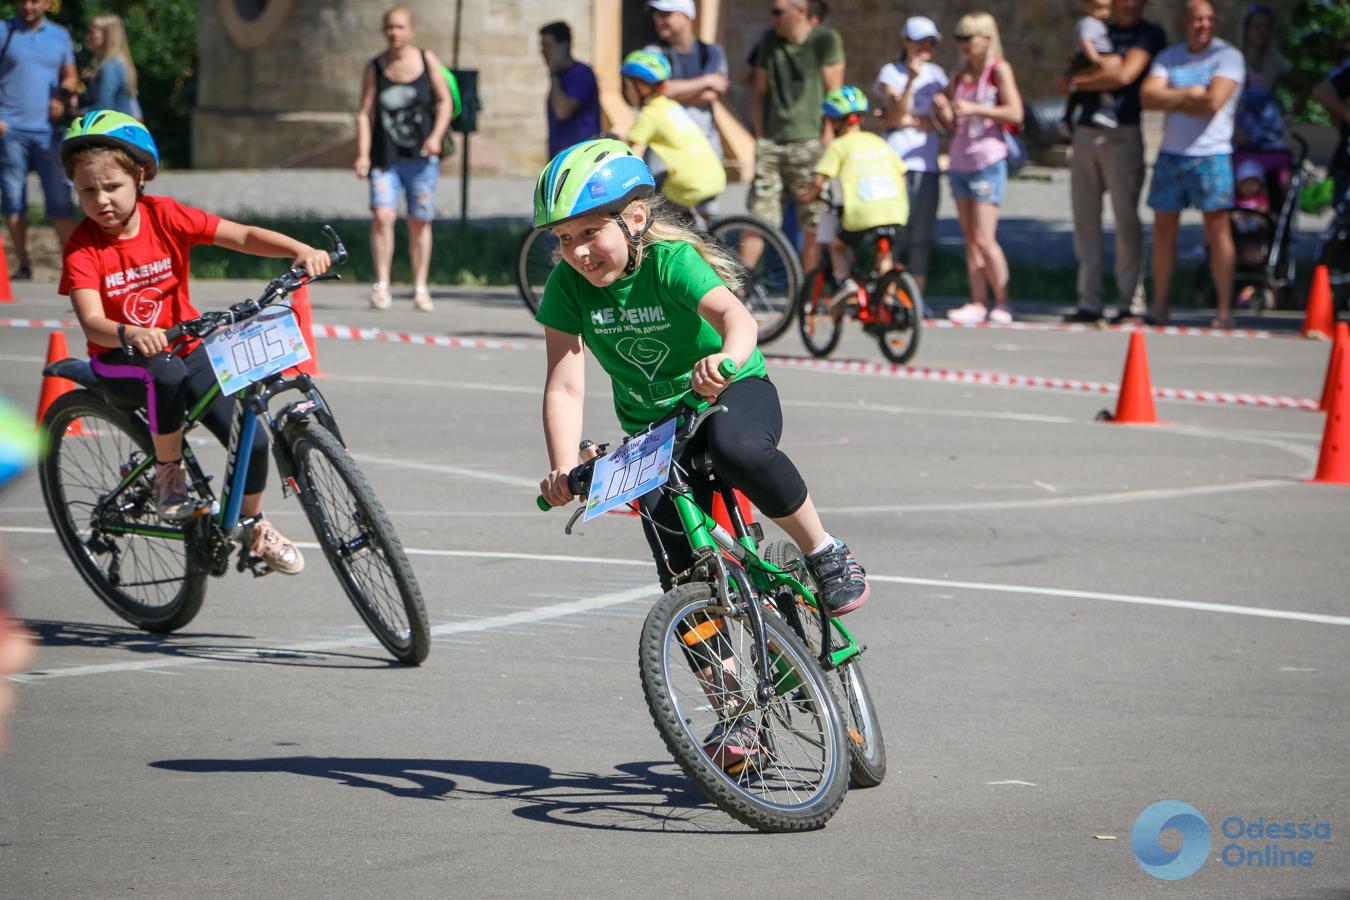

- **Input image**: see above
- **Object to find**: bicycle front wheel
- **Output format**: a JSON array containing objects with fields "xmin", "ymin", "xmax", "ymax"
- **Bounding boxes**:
[
  {"xmin": 798, "ymin": 266, "xmax": 845, "ymax": 358},
  {"xmin": 285, "ymin": 421, "xmax": 430, "ymax": 665},
  {"xmin": 874, "ymin": 269, "xmax": 923, "ymax": 365},
  {"xmin": 516, "ymin": 228, "xmax": 560, "ymax": 315},
  {"xmin": 39, "ymin": 390, "xmax": 207, "ymax": 632},
  {"xmin": 762, "ymin": 541, "xmax": 886, "ymax": 787},
  {"xmin": 708, "ymin": 215, "xmax": 802, "ymax": 345},
  {"xmin": 639, "ymin": 582, "xmax": 849, "ymax": 832}
]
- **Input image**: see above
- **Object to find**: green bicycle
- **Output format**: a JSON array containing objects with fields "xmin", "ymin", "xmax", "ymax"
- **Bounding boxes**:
[{"xmin": 538, "ymin": 364, "xmax": 885, "ymax": 831}]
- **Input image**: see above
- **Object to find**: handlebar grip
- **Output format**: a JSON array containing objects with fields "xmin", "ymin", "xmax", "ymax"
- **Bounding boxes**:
[
  {"xmin": 718, "ymin": 358, "xmax": 738, "ymax": 378},
  {"xmin": 163, "ymin": 323, "xmax": 184, "ymax": 342},
  {"xmin": 536, "ymin": 495, "xmax": 552, "ymax": 512}
]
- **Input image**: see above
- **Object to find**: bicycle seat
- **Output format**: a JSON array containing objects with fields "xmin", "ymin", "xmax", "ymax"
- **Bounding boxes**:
[{"xmin": 44, "ymin": 358, "xmax": 98, "ymax": 389}]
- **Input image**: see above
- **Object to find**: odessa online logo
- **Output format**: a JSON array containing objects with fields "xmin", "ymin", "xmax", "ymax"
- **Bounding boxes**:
[{"xmin": 1131, "ymin": 800, "xmax": 1212, "ymax": 881}]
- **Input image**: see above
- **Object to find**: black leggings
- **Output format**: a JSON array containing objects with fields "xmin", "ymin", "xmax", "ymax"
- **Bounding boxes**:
[
  {"xmin": 90, "ymin": 344, "xmax": 270, "ymax": 495},
  {"xmin": 636, "ymin": 376, "xmax": 808, "ymax": 590}
]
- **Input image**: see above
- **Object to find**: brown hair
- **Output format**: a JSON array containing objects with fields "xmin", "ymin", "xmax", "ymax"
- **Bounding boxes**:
[{"xmin": 63, "ymin": 145, "xmax": 143, "ymax": 184}]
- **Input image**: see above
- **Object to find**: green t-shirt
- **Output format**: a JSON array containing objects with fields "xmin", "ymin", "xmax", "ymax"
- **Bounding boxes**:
[
  {"xmin": 755, "ymin": 26, "xmax": 845, "ymax": 143},
  {"xmin": 535, "ymin": 241, "xmax": 768, "ymax": 434}
]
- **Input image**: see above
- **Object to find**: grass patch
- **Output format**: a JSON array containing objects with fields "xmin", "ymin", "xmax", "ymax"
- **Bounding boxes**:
[{"xmin": 188, "ymin": 216, "xmax": 526, "ymax": 285}]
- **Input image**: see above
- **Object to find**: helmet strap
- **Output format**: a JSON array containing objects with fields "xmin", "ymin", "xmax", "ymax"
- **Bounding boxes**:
[{"xmin": 612, "ymin": 211, "xmax": 650, "ymax": 276}]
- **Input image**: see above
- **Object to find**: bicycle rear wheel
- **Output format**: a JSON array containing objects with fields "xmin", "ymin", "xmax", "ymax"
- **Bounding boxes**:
[
  {"xmin": 639, "ymin": 582, "xmax": 849, "ymax": 832},
  {"xmin": 285, "ymin": 421, "xmax": 430, "ymax": 665},
  {"xmin": 762, "ymin": 541, "xmax": 887, "ymax": 787},
  {"xmin": 798, "ymin": 266, "xmax": 845, "ymax": 358},
  {"xmin": 516, "ymin": 228, "xmax": 560, "ymax": 315},
  {"xmin": 874, "ymin": 270, "xmax": 923, "ymax": 365},
  {"xmin": 708, "ymin": 215, "xmax": 802, "ymax": 345},
  {"xmin": 38, "ymin": 390, "xmax": 208, "ymax": 632}
]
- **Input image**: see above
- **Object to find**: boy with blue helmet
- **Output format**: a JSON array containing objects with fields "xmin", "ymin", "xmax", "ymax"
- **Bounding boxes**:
[
  {"xmin": 798, "ymin": 86, "xmax": 909, "ymax": 294},
  {"xmin": 620, "ymin": 49, "xmax": 726, "ymax": 219}
]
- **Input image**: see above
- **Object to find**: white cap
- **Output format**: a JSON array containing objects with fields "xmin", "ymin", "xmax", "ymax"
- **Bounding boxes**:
[
  {"xmin": 903, "ymin": 16, "xmax": 941, "ymax": 42},
  {"xmin": 1235, "ymin": 158, "xmax": 1265, "ymax": 185},
  {"xmin": 648, "ymin": 0, "xmax": 696, "ymax": 19}
]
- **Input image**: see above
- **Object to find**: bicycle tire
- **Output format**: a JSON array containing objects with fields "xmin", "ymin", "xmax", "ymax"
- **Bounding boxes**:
[
  {"xmin": 515, "ymin": 228, "xmax": 560, "ymax": 315},
  {"xmin": 39, "ymin": 390, "xmax": 208, "ymax": 632},
  {"xmin": 874, "ymin": 270, "xmax": 923, "ymax": 365},
  {"xmin": 285, "ymin": 420, "xmax": 430, "ymax": 665},
  {"xmin": 708, "ymin": 215, "xmax": 803, "ymax": 345},
  {"xmin": 638, "ymin": 582, "xmax": 849, "ymax": 832},
  {"xmin": 762, "ymin": 541, "xmax": 887, "ymax": 787},
  {"xmin": 797, "ymin": 266, "xmax": 845, "ymax": 358}
]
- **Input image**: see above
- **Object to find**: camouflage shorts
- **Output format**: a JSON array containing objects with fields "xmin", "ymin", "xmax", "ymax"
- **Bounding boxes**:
[{"xmin": 747, "ymin": 138, "xmax": 828, "ymax": 232}]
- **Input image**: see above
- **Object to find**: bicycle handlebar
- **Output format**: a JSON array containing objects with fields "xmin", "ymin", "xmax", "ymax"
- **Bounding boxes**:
[
  {"xmin": 151, "ymin": 225, "xmax": 348, "ymax": 349},
  {"xmin": 536, "ymin": 358, "xmax": 739, "ymax": 512}
]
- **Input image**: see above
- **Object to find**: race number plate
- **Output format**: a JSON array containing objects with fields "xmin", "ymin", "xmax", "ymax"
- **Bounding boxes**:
[
  {"xmin": 204, "ymin": 307, "xmax": 312, "ymax": 395},
  {"xmin": 583, "ymin": 418, "xmax": 677, "ymax": 521}
]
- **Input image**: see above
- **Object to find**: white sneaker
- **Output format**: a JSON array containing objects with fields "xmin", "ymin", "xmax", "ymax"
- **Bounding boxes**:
[
  {"xmin": 946, "ymin": 302, "xmax": 988, "ymax": 324},
  {"xmin": 986, "ymin": 305, "xmax": 1014, "ymax": 324},
  {"xmin": 413, "ymin": 288, "xmax": 434, "ymax": 312},
  {"xmin": 369, "ymin": 283, "xmax": 392, "ymax": 310}
]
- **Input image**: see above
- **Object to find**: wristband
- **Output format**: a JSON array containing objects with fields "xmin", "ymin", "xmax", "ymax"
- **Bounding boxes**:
[{"xmin": 117, "ymin": 323, "xmax": 132, "ymax": 354}]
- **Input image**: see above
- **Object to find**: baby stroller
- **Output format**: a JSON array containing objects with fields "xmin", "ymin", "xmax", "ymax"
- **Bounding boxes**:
[{"xmin": 1197, "ymin": 134, "xmax": 1310, "ymax": 314}]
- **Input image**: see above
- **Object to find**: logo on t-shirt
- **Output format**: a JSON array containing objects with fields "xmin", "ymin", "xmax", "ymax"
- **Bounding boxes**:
[
  {"xmin": 122, "ymin": 287, "xmax": 164, "ymax": 327},
  {"xmin": 616, "ymin": 336, "xmax": 669, "ymax": 381}
]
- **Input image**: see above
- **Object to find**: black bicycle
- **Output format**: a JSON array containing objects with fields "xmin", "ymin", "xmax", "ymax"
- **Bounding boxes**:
[{"xmin": 38, "ymin": 227, "xmax": 431, "ymax": 664}]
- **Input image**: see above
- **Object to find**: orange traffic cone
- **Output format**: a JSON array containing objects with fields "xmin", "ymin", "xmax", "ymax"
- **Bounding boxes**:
[
  {"xmin": 35, "ymin": 331, "xmax": 81, "ymax": 434},
  {"xmin": 711, "ymin": 489, "xmax": 754, "ymax": 534},
  {"xmin": 0, "ymin": 237, "xmax": 13, "ymax": 303},
  {"xmin": 1302, "ymin": 265, "xmax": 1334, "ymax": 340},
  {"xmin": 1308, "ymin": 337, "xmax": 1350, "ymax": 485},
  {"xmin": 1100, "ymin": 330, "xmax": 1158, "ymax": 424},
  {"xmin": 1319, "ymin": 322, "xmax": 1349, "ymax": 412},
  {"xmin": 287, "ymin": 284, "xmax": 321, "ymax": 376}
]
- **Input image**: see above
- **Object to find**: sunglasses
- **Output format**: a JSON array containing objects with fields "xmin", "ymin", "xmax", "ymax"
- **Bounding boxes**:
[{"xmin": 954, "ymin": 33, "xmax": 983, "ymax": 42}]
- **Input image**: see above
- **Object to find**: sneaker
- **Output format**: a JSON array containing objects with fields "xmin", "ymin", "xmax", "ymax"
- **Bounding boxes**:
[
  {"xmin": 946, "ymin": 301, "xmax": 988, "ymax": 325},
  {"xmin": 369, "ymin": 282, "xmax": 392, "ymax": 310},
  {"xmin": 1063, "ymin": 308, "xmax": 1105, "ymax": 325},
  {"xmin": 413, "ymin": 288, "xmax": 434, "ymax": 312},
  {"xmin": 154, "ymin": 460, "xmax": 206, "ymax": 522},
  {"xmin": 1109, "ymin": 308, "xmax": 1147, "ymax": 325},
  {"xmin": 12, "ymin": 264, "xmax": 32, "ymax": 281},
  {"xmin": 805, "ymin": 538, "xmax": 870, "ymax": 616},
  {"xmin": 987, "ymin": 305, "xmax": 1014, "ymax": 325},
  {"xmin": 245, "ymin": 517, "xmax": 305, "ymax": 575},
  {"xmin": 703, "ymin": 718, "xmax": 761, "ymax": 771}
]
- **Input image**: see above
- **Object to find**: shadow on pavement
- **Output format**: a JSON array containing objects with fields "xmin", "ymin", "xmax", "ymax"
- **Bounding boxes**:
[
  {"xmin": 22, "ymin": 618, "xmax": 399, "ymax": 670},
  {"xmin": 150, "ymin": 755, "xmax": 743, "ymax": 833}
]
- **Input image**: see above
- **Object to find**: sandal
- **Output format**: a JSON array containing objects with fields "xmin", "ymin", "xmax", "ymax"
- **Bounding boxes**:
[
  {"xmin": 1211, "ymin": 316, "xmax": 1234, "ymax": 331},
  {"xmin": 369, "ymin": 282, "xmax": 392, "ymax": 310},
  {"xmin": 413, "ymin": 287, "xmax": 434, "ymax": 312},
  {"xmin": 247, "ymin": 517, "xmax": 304, "ymax": 575}
]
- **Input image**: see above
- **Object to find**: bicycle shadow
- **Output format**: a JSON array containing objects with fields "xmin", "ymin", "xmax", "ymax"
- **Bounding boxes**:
[
  {"xmin": 21, "ymin": 618, "xmax": 399, "ymax": 670},
  {"xmin": 149, "ymin": 755, "xmax": 744, "ymax": 834}
]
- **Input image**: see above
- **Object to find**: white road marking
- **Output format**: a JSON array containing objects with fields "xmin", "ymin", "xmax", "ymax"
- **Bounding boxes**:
[
  {"xmin": 348, "ymin": 452, "xmax": 540, "ymax": 488},
  {"xmin": 986, "ymin": 780, "xmax": 1036, "ymax": 786},
  {"xmin": 814, "ymin": 479, "xmax": 1288, "ymax": 514}
]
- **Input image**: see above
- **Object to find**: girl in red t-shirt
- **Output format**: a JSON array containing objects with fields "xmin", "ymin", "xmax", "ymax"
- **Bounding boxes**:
[{"xmin": 59, "ymin": 111, "xmax": 332, "ymax": 574}]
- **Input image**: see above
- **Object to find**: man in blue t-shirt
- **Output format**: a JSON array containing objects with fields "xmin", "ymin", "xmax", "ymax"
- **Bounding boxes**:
[
  {"xmin": 1063, "ymin": 0, "xmax": 1166, "ymax": 325},
  {"xmin": 0, "ymin": 0, "xmax": 78, "ymax": 278},
  {"xmin": 539, "ymin": 21, "xmax": 600, "ymax": 159}
]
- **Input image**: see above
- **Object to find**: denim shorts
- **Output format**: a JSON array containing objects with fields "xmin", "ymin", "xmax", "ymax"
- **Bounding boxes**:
[
  {"xmin": 948, "ymin": 158, "xmax": 1007, "ymax": 206},
  {"xmin": 369, "ymin": 155, "xmax": 439, "ymax": 221},
  {"xmin": 1147, "ymin": 152, "xmax": 1234, "ymax": 213},
  {"xmin": 0, "ymin": 128, "xmax": 75, "ymax": 218}
]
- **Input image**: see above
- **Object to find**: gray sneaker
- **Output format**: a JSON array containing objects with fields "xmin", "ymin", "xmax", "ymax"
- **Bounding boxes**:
[{"xmin": 154, "ymin": 461, "xmax": 205, "ymax": 521}]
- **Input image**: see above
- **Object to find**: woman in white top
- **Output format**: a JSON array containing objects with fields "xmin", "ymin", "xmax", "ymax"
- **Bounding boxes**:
[{"xmin": 874, "ymin": 16, "xmax": 949, "ymax": 292}]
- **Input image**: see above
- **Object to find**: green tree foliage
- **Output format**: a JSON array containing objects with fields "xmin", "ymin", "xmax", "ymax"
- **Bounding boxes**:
[
  {"xmin": 1, "ymin": 0, "xmax": 196, "ymax": 166},
  {"xmin": 1285, "ymin": 0, "xmax": 1350, "ymax": 123}
]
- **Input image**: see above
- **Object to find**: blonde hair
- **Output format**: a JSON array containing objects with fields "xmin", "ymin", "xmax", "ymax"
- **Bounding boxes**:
[
  {"xmin": 954, "ymin": 12, "xmax": 1003, "ymax": 66},
  {"xmin": 630, "ymin": 196, "xmax": 745, "ymax": 291},
  {"xmin": 383, "ymin": 5, "xmax": 414, "ymax": 27},
  {"xmin": 87, "ymin": 14, "xmax": 138, "ymax": 98}
]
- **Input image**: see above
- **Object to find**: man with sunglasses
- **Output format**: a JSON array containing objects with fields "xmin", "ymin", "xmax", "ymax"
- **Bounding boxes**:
[
  {"xmin": 748, "ymin": 0, "xmax": 844, "ymax": 275},
  {"xmin": 1062, "ymin": 0, "xmax": 1166, "ymax": 326}
]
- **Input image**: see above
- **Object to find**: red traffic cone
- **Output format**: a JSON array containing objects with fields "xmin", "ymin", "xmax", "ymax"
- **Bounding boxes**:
[
  {"xmin": 286, "ymin": 284, "xmax": 321, "ymax": 377},
  {"xmin": 711, "ymin": 489, "xmax": 754, "ymax": 534},
  {"xmin": 1319, "ymin": 322, "xmax": 1349, "ymax": 412},
  {"xmin": 1100, "ymin": 330, "xmax": 1158, "ymax": 425},
  {"xmin": 36, "ymin": 331, "xmax": 81, "ymax": 434},
  {"xmin": 1308, "ymin": 337, "xmax": 1350, "ymax": 485},
  {"xmin": 1302, "ymin": 265, "xmax": 1334, "ymax": 340},
  {"xmin": 0, "ymin": 237, "xmax": 14, "ymax": 303}
]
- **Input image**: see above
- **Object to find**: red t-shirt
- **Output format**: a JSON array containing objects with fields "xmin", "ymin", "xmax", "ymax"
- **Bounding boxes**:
[{"xmin": 60, "ymin": 195, "xmax": 222, "ymax": 358}]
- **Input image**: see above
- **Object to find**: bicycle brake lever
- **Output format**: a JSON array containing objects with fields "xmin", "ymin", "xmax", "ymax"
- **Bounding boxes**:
[{"xmin": 564, "ymin": 507, "xmax": 585, "ymax": 535}]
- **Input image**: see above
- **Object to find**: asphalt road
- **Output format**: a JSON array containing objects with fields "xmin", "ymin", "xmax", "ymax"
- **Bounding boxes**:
[{"xmin": 1, "ymin": 278, "xmax": 1347, "ymax": 899}]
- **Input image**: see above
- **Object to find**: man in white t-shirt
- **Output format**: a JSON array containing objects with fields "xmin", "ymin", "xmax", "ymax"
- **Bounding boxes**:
[
  {"xmin": 873, "ymin": 16, "xmax": 948, "ymax": 290},
  {"xmin": 1140, "ymin": 0, "xmax": 1244, "ymax": 328}
]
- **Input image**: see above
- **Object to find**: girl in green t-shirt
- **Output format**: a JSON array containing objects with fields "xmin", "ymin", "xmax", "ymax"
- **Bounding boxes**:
[{"xmin": 532, "ymin": 139, "xmax": 870, "ymax": 623}]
